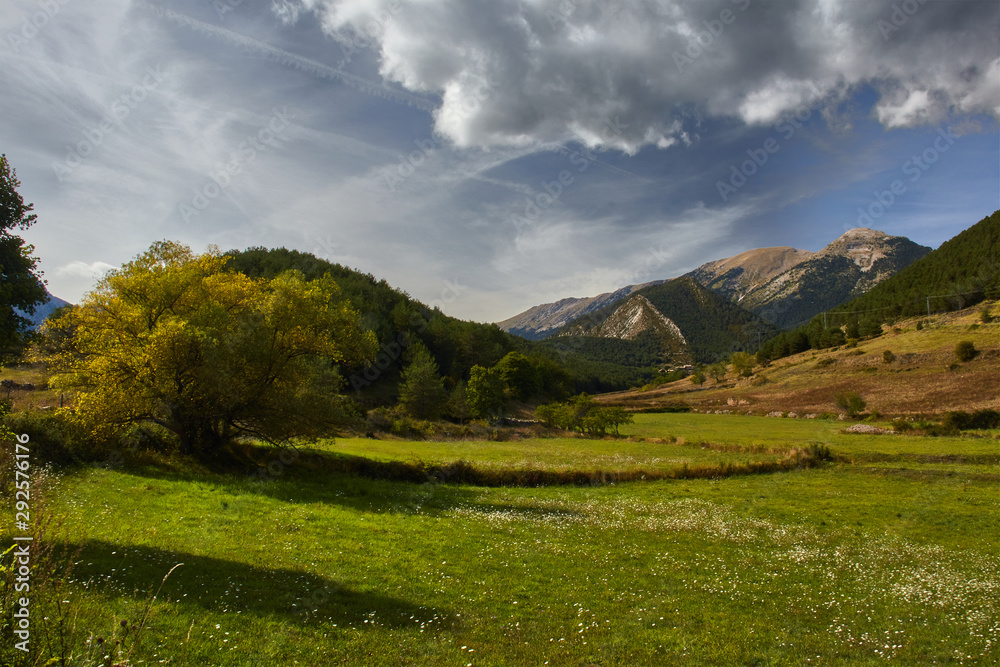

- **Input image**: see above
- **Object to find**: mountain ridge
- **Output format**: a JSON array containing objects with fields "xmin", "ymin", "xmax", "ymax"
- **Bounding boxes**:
[{"xmin": 498, "ymin": 227, "xmax": 930, "ymax": 337}]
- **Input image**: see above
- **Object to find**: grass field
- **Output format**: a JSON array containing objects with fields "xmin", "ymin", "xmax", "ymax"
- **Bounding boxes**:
[{"xmin": 3, "ymin": 413, "xmax": 999, "ymax": 665}]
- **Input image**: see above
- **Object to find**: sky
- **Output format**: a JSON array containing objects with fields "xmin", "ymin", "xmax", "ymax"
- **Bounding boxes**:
[{"xmin": 1, "ymin": 0, "xmax": 998, "ymax": 323}]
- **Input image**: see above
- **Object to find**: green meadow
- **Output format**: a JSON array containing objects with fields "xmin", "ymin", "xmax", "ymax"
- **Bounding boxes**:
[{"xmin": 3, "ymin": 413, "xmax": 999, "ymax": 665}]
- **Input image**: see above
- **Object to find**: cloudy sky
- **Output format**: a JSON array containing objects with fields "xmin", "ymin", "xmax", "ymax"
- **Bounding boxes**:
[{"xmin": 2, "ymin": 0, "xmax": 998, "ymax": 322}]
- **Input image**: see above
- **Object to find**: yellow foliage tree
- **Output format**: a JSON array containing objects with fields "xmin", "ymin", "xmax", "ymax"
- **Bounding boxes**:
[{"xmin": 45, "ymin": 241, "xmax": 375, "ymax": 455}]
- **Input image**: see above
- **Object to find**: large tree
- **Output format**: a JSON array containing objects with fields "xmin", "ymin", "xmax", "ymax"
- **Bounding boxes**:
[
  {"xmin": 466, "ymin": 364, "xmax": 507, "ymax": 422},
  {"xmin": 46, "ymin": 241, "xmax": 375, "ymax": 455},
  {"xmin": 0, "ymin": 155, "xmax": 47, "ymax": 364}
]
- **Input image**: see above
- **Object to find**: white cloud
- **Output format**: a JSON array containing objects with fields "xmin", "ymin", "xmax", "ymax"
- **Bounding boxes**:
[
  {"xmin": 285, "ymin": 0, "xmax": 999, "ymax": 151},
  {"xmin": 55, "ymin": 260, "xmax": 117, "ymax": 280}
]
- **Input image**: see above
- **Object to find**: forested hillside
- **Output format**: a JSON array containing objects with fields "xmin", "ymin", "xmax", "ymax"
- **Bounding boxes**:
[
  {"xmin": 224, "ymin": 248, "xmax": 662, "ymax": 401},
  {"xmin": 758, "ymin": 210, "xmax": 1000, "ymax": 361}
]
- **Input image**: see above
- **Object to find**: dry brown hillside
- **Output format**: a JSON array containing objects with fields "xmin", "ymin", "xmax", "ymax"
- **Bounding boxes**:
[{"xmin": 596, "ymin": 301, "xmax": 1000, "ymax": 418}]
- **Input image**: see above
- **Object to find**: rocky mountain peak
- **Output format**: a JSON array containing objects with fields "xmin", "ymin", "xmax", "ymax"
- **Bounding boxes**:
[{"xmin": 819, "ymin": 228, "xmax": 902, "ymax": 271}]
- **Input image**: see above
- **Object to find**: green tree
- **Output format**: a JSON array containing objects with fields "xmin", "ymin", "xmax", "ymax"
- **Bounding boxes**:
[
  {"xmin": 495, "ymin": 351, "xmax": 539, "ymax": 400},
  {"xmin": 834, "ymin": 391, "xmax": 867, "ymax": 418},
  {"xmin": 690, "ymin": 370, "xmax": 705, "ymax": 385},
  {"xmin": 859, "ymin": 317, "xmax": 883, "ymax": 339},
  {"xmin": 534, "ymin": 402, "xmax": 559, "ymax": 428},
  {"xmin": 46, "ymin": 242, "xmax": 375, "ymax": 455},
  {"xmin": 0, "ymin": 155, "xmax": 47, "ymax": 364},
  {"xmin": 445, "ymin": 381, "xmax": 471, "ymax": 423},
  {"xmin": 467, "ymin": 364, "xmax": 506, "ymax": 421},
  {"xmin": 730, "ymin": 351, "xmax": 755, "ymax": 378},
  {"xmin": 397, "ymin": 348, "xmax": 447, "ymax": 419},
  {"xmin": 708, "ymin": 362, "xmax": 727, "ymax": 382}
]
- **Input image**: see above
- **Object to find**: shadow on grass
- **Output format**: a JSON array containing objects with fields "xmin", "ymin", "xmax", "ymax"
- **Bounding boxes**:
[
  {"xmin": 64, "ymin": 539, "xmax": 451, "ymax": 630},
  {"xmin": 80, "ymin": 463, "xmax": 485, "ymax": 515}
]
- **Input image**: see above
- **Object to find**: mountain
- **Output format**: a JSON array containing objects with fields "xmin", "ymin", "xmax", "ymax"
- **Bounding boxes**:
[
  {"xmin": 559, "ymin": 276, "xmax": 778, "ymax": 364},
  {"xmin": 496, "ymin": 280, "xmax": 665, "ymax": 340},
  {"xmin": 757, "ymin": 210, "xmax": 1000, "ymax": 362},
  {"xmin": 685, "ymin": 246, "xmax": 814, "ymax": 304},
  {"xmin": 831, "ymin": 211, "xmax": 999, "ymax": 319},
  {"xmin": 500, "ymin": 228, "xmax": 927, "ymax": 339},
  {"xmin": 589, "ymin": 294, "xmax": 691, "ymax": 365},
  {"xmin": 720, "ymin": 228, "xmax": 932, "ymax": 328},
  {"xmin": 16, "ymin": 293, "xmax": 72, "ymax": 329}
]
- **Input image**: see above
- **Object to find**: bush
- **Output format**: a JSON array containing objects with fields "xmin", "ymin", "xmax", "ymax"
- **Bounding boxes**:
[
  {"xmin": 815, "ymin": 357, "xmax": 835, "ymax": 368},
  {"xmin": 750, "ymin": 375, "xmax": 769, "ymax": 386},
  {"xmin": 805, "ymin": 442, "xmax": 832, "ymax": 461},
  {"xmin": 915, "ymin": 320, "xmax": 923, "ymax": 330},
  {"xmin": 890, "ymin": 419, "xmax": 912, "ymax": 433},
  {"xmin": 882, "ymin": 350, "xmax": 896, "ymax": 364},
  {"xmin": 834, "ymin": 391, "xmax": 866, "ymax": 418},
  {"xmin": 942, "ymin": 410, "xmax": 1000, "ymax": 431},
  {"xmin": 955, "ymin": 340, "xmax": 978, "ymax": 362},
  {"xmin": 980, "ymin": 305, "xmax": 993, "ymax": 324}
]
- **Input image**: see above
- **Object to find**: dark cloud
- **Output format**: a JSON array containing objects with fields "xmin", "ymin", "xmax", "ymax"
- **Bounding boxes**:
[{"xmin": 292, "ymin": 0, "xmax": 999, "ymax": 151}]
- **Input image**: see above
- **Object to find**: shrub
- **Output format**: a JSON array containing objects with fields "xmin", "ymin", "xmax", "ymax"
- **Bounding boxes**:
[
  {"xmin": 882, "ymin": 350, "xmax": 896, "ymax": 364},
  {"xmin": 942, "ymin": 410, "xmax": 1000, "ymax": 431},
  {"xmin": 834, "ymin": 391, "xmax": 866, "ymax": 418},
  {"xmin": 805, "ymin": 442, "xmax": 832, "ymax": 462},
  {"xmin": 980, "ymin": 305, "xmax": 993, "ymax": 324},
  {"xmin": 955, "ymin": 340, "xmax": 978, "ymax": 362},
  {"xmin": 690, "ymin": 371, "xmax": 706, "ymax": 386},
  {"xmin": 750, "ymin": 375, "xmax": 769, "ymax": 386},
  {"xmin": 890, "ymin": 419, "xmax": 912, "ymax": 433},
  {"xmin": 815, "ymin": 357, "xmax": 835, "ymax": 368},
  {"xmin": 915, "ymin": 320, "xmax": 923, "ymax": 330}
]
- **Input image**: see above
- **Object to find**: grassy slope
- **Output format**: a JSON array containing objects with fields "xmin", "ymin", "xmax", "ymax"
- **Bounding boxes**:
[
  {"xmin": 598, "ymin": 301, "xmax": 1000, "ymax": 416},
  {"xmin": 3, "ymin": 413, "xmax": 999, "ymax": 666}
]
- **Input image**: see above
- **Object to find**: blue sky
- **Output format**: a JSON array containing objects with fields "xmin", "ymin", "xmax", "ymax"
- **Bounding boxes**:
[{"xmin": 1, "ymin": 0, "xmax": 997, "ymax": 322}]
